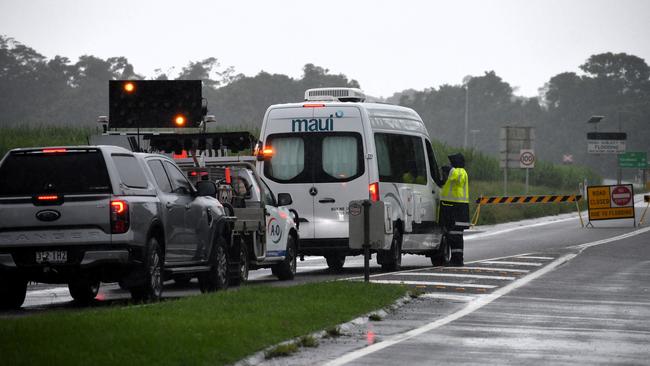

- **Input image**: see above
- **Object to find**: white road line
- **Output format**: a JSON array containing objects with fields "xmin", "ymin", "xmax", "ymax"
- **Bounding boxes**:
[
  {"xmin": 464, "ymin": 216, "xmax": 578, "ymax": 241},
  {"xmin": 419, "ymin": 293, "xmax": 479, "ymax": 302},
  {"xmin": 324, "ymin": 252, "xmax": 578, "ymax": 366},
  {"xmin": 369, "ymin": 280, "xmax": 497, "ymax": 289},
  {"xmin": 570, "ymin": 226, "xmax": 650, "ymax": 249},
  {"xmin": 325, "ymin": 225, "xmax": 650, "ymax": 366},
  {"xmin": 461, "ymin": 267, "xmax": 530, "ymax": 273},
  {"xmin": 479, "ymin": 260, "xmax": 543, "ymax": 266},
  {"xmin": 396, "ymin": 272, "xmax": 515, "ymax": 281},
  {"xmin": 514, "ymin": 255, "xmax": 555, "ymax": 260}
]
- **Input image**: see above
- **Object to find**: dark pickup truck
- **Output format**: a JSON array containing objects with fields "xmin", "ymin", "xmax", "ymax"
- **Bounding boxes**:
[{"xmin": 0, "ymin": 145, "xmax": 235, "ymax": 309}]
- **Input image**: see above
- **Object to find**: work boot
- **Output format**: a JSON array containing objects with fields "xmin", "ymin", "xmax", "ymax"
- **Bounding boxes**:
[{"xmin": 450, "ymin": 255, "xmax": 464, "ymax": 267}]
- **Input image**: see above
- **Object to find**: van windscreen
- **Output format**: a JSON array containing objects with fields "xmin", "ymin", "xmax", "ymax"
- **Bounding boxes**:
[
  {"xmin": 264, "ymin": 132, "xmax": 364, "ymax": 183},
  {"xmin": 0, "ymin": 150, "xmax": 112, "ymax": 196}
]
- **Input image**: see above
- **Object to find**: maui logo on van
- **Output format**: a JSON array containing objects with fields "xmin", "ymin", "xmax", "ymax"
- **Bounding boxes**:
[{"xmin": 292, "ymin": 112, "xmax": 343, "ymax": 132}]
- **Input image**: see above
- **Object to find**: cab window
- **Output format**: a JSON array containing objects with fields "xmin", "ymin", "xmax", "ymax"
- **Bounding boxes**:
[{"xmin": 163, "ymin": 161, "xmax": 193, "ymax": 195}]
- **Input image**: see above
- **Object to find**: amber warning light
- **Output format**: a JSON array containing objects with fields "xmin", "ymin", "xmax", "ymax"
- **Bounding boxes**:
[
  {"xmin": 174, "ymin": 115, "xmax": 186, "ymax": 127},
  {"xmin": 123, "ymin": 82, "xmax": 135, "ymax": 93}
]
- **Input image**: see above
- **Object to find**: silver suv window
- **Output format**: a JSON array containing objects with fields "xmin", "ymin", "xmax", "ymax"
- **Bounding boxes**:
[
  {"xmin": 163, "ymin": 161, "xmax": 193, "ymax": 195},
  {"xmin": 113, "ymin": 154, "xmax": 148, "ymax": 189}
]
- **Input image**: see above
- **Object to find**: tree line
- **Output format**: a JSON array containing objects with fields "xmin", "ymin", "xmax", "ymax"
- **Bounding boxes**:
[{"xmin": 1, "ymin": 35, "xmax": 648, "ymax": 178}]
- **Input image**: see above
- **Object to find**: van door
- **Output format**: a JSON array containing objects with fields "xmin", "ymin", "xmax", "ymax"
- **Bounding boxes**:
[
  {"xmin": 261, "ymin": 107, "xmax": 315, "ymax": 240},
  {"xmin": 311, "ymin": 107, "xmax": 368, "ymax": 240}
]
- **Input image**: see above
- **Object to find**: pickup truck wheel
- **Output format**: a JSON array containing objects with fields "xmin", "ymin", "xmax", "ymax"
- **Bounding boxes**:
[
  {"xmin": 272, "ymin": 235, "xmax": 297, "ymax": 281},
  {"xmin": 130, "ymin": 236, "xmax": 164, "ymax": 302},
  {"xmin": 431, "ymin": 234, "xmax": 451, "ymax": 266},
  {"xmin": 381, "ymin": 229, "xmax": 402, "ymax": 272},
  {"xmin": 199, "ymin": 236, "xmax": 229, "ymax": 293},
  {"xmin": 230, "ymin": 242, "xmax": 249, "ymax": 286},
  {"xmin": 325, "ymin": 253, "xmax": 346, "ymax": 272},
  {"xmin": 68, "ymin": 280, "xmax": 100, "ymax": 304},
  {"xmin": 0, "ymin": 278, "xmax": 27, "ymax": 310}
]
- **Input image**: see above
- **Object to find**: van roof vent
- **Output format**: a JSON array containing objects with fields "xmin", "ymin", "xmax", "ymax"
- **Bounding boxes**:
[{"xmin": 304, "ymin": 87, "xmax": 366, "ymax": 102}]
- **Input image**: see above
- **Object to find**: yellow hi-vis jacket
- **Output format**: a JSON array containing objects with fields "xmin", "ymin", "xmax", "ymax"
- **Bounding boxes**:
[{"xmin": 440, "ymin": 167, "xmax": 469, "ymax": 203}]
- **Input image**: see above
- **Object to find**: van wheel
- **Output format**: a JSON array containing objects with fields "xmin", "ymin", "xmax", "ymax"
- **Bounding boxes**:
[
  {"xmin": 431, "ymin": 234, "xmax": 451, "ymax": 266},
  {"xmin": 0, "ymin": 277, "xmax": 27, "ymax": 310},
  {"xmin": 381, "ymin": 229, "xmax": 402, "ymax": 272},
  {"xmin": 199, "ymin": 236, "xmax": 229, "ymax": 293},
  {"xmin": 68, "ymin": 280, "xmax": 100, "ymax": 304},
  {"xmin": 325, "ymin": 253, "xmax": 346, "ymax": 272},
  {"xmin": 130, "ymin": 236, "xmax": 164, "ymax": 302},
  {"xmin": 272, "ymin": 236, "xmax": 297, "ymax": 280}
]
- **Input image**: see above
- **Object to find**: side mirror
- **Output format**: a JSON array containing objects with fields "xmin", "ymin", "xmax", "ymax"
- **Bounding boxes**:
[
  {"xmin": 277, "ymin": 193, "xmax": 293, "ymax": 206},
  {"xmin": 196, "ymin": 180, "xmax": 217, "ymax": 197}
]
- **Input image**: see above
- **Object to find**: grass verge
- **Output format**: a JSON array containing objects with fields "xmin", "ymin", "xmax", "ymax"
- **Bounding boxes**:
[{"xmin": 0, "ymin": 281, "xmax": 405, "ymax": 366}]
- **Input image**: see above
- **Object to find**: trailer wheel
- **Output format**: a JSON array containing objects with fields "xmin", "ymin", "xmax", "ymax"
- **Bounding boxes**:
[
  {"xmin": 68, "ymin": 280, "xmax": 100, "ymax": 304},
  {"xmin": 325, "ymin": 253, "xmax": 346, "ymax": 272},
  {"xmin": 272, "ymin": 235, "xmax": 297, "ymax": 280}
]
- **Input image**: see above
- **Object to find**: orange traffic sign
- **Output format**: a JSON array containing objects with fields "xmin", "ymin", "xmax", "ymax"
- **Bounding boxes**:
[{"xmin": 587, "ymin": 184, "xmax": 635, "ymax": 221}]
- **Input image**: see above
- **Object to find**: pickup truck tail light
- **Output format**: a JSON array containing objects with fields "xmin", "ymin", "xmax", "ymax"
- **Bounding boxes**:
[{"xmin": 110, "ymin": 200, "xmax": 130, "ymax": 234}]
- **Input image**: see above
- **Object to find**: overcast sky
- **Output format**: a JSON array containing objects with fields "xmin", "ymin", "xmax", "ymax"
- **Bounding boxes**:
[{"xmin": 1, "ymin": 0, "xmax": 649, "ymax": 98}]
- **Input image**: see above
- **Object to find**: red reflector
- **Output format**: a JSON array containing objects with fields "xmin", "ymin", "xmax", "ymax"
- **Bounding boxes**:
[
  {"xmin": 369, "ymin": 182, "xmax": 379, "ymax": 202},
  {"xmin": 37, "ymin": 195, "xmax": 59, "ymax": 201},
  {"xmin": 303, "ymin": 103, "xmax": 325, "ymax": 108},
  {"xmin": 42, "ymin": 148, "xmax": 67, "ymax": 153}
]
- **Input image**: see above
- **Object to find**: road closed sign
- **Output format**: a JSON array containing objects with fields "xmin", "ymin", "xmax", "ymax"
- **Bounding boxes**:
[{"xmin": 587, "ymin": 184, "xmax": 635, "ymax": 221}]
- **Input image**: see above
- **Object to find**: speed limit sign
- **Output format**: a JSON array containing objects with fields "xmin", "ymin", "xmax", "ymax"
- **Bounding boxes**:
[{"xmin": 519, "ymin": 149, "xmax": 535, "ymax": 168}]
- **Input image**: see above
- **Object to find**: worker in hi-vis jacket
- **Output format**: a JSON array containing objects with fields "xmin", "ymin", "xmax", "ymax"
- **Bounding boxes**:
[{"xmin": 438, "ymin": 153, "xmax": 470, "ymax": 266}]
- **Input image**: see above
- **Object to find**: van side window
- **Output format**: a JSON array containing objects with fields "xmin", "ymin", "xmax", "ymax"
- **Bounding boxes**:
[
  {"xmin": 112, "ymin": 154, "xmax": 148, "ymax": 189},
  {"xmin": 374, "ymin": 133, "xmax": 428, "ymax": 185},
  {"xmin": 267, "ymin": 136, "xmax": 305, "ymax": 181},
  {"xmin": 425, "ymin": 139, "xmax": 443, "ymax": 187}
]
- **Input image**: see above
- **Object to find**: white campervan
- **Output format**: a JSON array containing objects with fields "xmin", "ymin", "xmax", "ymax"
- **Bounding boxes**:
[{"xmin": 257, "ymin": 88, "xmax": 450, "ymax": 271}]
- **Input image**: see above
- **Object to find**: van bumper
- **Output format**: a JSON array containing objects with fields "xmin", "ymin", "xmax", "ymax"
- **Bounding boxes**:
[{"xmin": 299, "ymin": 238, "xmax": 363, "ymax": 256}]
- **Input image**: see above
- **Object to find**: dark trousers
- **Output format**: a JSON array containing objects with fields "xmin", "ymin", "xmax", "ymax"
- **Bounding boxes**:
[{"xmin": 440, "ymin": 201, "xmax": 470, "ymax": 264}]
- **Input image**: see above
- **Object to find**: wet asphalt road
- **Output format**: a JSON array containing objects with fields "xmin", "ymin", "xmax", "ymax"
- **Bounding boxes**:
[{"xmin": 6, "ymin": 198, "xmax": 650, "ymax": 365}]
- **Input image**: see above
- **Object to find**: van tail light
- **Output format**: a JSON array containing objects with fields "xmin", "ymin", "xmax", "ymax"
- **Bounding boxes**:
[
  {"xmin": 369, "ymin": 182, "xmax": 379, "ymax": 202},
  {"xmin": 110, "ymin": 200, "xmax": 130, "ymax": 234}
]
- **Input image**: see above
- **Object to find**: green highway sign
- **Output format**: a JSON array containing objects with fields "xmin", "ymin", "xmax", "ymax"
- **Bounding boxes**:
[{"xmin": 618, "ymin": 152, "xmax": 647, "ymax": 168}]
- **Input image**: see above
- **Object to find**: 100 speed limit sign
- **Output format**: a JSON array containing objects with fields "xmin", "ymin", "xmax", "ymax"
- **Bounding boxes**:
[{"xmin": 519, "ymin": 149, "xmax": 535, "ymax": 168}]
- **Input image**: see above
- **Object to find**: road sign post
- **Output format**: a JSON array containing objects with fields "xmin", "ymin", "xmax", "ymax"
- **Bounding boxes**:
[
  {"xmin": 519, "ymin": 149, "xmax": 535, "ymax": 194},
  {"xmin": 500, "ymin": 126, "xmax": 534, "ymax": 195}
]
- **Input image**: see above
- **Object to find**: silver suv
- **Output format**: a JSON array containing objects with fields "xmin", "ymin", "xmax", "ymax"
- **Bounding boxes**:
[{"xmin": 0, "ymin": 145, "xmax": 234, "ymax": 309}]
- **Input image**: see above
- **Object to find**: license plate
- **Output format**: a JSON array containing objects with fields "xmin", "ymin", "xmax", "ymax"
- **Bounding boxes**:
[{"xmin": 35, "ymin": 250, "xmax": 67, "ymax": 264}]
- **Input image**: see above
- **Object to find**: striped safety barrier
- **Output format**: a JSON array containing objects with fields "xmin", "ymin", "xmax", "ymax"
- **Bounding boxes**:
[
  {"xmin": 471, "ymin": 194, "xmax": 584, "ymax": 227},
  {"xmin": 475, "ymin": 195, "xmax": 582, "ymax": 205}
]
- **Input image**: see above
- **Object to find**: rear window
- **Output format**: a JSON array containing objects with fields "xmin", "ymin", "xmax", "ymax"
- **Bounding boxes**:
[
  {"xmin": 264, "ymin": 132, "xmax": 364, "ymax": 183},
  {"xmin": 0, "ymin": 149, "xmax": 112, "ymax": 196}
]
